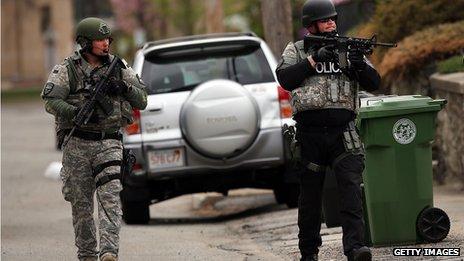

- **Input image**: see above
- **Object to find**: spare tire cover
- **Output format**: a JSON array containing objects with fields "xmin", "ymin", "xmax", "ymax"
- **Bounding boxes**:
[{"xmin": 180, "ymin": 79, "xmax": 260, "ymax": 159}]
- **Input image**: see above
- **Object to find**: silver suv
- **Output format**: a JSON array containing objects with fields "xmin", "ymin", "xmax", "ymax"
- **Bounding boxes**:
[{"xmin": 121, "ymin": 32, "xmax": 297, "ymax": 224}]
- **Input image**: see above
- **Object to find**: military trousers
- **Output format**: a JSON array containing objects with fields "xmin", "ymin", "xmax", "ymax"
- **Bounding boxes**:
[
  {"xmin": 60, "ymin": 136, "xmax": 123, "ymax": 260},
  {"xmin": 296, "ymin": 127, "xmax": 366, "ymax": 258}
]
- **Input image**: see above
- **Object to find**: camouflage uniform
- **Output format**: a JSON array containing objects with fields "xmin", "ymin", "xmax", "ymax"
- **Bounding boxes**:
[{"xmin": 42, "ymin": 51, "xmax": 147, "ymax": 260}]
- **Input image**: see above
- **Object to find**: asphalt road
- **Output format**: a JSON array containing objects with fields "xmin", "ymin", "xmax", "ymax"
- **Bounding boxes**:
[
  {"xmin": 2, "ymin": 101, "xmax": 463, "ymax": 261},
  {"xmin": 230, "ymin": 185, "xmax": 464, "ymax": 261},
  {"xmin": 1, "ymin": 101, "xmax": 282, "ymax": 261}
]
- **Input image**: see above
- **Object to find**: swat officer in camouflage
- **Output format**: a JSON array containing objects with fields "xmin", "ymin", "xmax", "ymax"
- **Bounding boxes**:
[
  {"xmin": 276, "ymin": 0, "xmax": 380, "ymax": 261},
  {"xmin": 41, "ymin": 17, "xmax": 147, "ymax": 261}
]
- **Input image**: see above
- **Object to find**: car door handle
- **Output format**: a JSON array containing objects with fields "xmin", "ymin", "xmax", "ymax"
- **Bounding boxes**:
[{"xmin": 146, "ymin": 103, "xmax": 163, "ymax": 112}]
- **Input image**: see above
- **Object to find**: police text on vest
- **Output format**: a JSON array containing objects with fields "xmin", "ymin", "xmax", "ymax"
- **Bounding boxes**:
[{"xmin": 315, "ymin": 62, "xmax": 340, "ymax": 74}]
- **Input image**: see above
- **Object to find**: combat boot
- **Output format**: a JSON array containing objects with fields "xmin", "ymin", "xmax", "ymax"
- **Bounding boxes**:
[
  {"xmin": 301, "ymin": 253, "xmax": 318, "ymax": 261},
  {"xmin": 348, "ymin": 246, "xmax": 372, "ymax": 261},
  {"xmin": 100, "ymin": 252, "xmax": 118, "ymax": 261},
  {"xmin": 81, "ymin": 257, "xmax": 98, "ymax": 261}
]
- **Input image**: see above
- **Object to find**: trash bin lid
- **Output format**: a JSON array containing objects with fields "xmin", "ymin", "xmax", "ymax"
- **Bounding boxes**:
[{"xmin": 358, "ymin": 95, "xmax": 446, "ymax": 119}]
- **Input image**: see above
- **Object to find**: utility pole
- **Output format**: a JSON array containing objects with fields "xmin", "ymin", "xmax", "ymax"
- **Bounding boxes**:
[
  {"xmin": 205, "ymin": 0, "xmax": 224, "ymax": 33},
  {"xmin": 260, "ymin": 0, "xmax": 293, "ymax": 58}
]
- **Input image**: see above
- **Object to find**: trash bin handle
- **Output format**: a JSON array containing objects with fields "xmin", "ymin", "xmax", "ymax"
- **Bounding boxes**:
[
  {"xmin": 366, "ymin": 98, "xmax": 383, "ymax": 106},
  {"xmin": 428, "ymin": 99, "xmax": 447, "ymax": 108},
  {"xmin": 365, "ymin": 95, "xmax": 398, "ymax": 106}
]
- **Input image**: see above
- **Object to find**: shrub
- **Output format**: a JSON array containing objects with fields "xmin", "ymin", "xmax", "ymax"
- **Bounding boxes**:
[
  {"xmin": 372, "ymin": 0, "xmax": 464, "ymax": 44},
  {"xmin": 379, "ymin": 21, "xmax": 464, "ymax": 80},
  {"xmin": 437, "ymin": 55, "xmax": 464, "ymax": 74},
  {"xmin": 356, "ymin": 0, "xmax": 464, "ymax": 64}
]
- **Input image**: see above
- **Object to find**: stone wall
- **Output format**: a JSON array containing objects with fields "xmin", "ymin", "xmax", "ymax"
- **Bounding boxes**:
[{"xmin": 430, "ymin": 72, "xmax": 464, "ymax": 189}]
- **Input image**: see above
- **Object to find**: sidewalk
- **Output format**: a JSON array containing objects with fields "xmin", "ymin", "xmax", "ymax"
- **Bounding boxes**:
[{"xmin": 229, "ymin": 184, "xmax": 464, "ymax": 260}]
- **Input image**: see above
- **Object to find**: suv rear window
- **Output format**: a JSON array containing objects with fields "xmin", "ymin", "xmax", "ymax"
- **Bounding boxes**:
[{"xmin": 141, "ymin": 43, "xmax": 275, "ymax": 94}]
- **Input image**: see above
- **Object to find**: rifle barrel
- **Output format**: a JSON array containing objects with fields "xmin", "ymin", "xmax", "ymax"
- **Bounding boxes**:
[
  {"xmin": 376, "ymin": 42, "xmax": 397, "ymax": 47},
  {"xmin": 305, "ymin": 35, "xmax": 397, "ymax": 48}
]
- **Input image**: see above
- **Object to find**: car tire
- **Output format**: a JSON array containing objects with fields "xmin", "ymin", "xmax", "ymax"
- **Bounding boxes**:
[
  {"xmin": 273, "ymin": 182, "xmax": 299, "ymax": 209},
  {"xmin": 122, "ymin": 200, "xmax": 150, "ymax": 225},
  {"xmin": 121, "ymin": 185, "xmax": 150, "ymax": 224}
]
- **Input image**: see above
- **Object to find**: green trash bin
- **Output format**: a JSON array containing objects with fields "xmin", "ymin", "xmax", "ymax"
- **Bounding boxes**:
[{"xmin": 357, "ymin": 95, "xmax": 450, "ymax": 246}]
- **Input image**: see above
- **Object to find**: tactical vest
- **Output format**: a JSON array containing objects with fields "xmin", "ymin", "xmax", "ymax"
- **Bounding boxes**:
[
  {"xmin": 289, "ymin": 40, "xmax": 358, "ymax": 114},
  {"xmin": 56, "ymin": 56, "xmax": 134, "ymax": 132}
]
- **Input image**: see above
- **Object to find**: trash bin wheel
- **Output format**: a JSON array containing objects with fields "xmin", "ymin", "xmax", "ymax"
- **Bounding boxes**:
[{"xmin": 416, "ymin": 207, "xmax": 450, "ymax": 243}]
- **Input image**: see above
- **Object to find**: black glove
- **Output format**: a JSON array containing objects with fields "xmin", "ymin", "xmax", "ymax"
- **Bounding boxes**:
[
  {"xmin": 107, "ymin": 78, "xmax": 128, "ymax": 95},
  {"xmin": 312, "ymin": 45, "xmax": 336, "ymax": 63},
  {"xmin": 348, "ymin": 50, "xmax": 366, "ymax": 70}
]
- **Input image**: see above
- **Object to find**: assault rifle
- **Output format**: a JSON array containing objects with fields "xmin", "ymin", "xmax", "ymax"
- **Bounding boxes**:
[
  {"xmin": 61, "ymin": 56, "xmax": 120, "ymax": 148},
  {"xmin": 304, "ymin": 34, "xmax": 397, "ymax": 70}
]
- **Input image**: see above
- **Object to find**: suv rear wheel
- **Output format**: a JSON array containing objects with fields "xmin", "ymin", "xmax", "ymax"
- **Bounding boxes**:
[
  {"xmin": 273, "ymin": 174, "xmax": 299, "ymax": 209},
  {"xmin": 121, "ymin": 185, "xmax": 151, "ymax": 224},
  {"xmin": 122, "ymin": 200, "xmax": 150, "ymax": 224}
]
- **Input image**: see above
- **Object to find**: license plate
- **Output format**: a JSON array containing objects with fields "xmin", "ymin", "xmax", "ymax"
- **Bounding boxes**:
[{"xmin": 147, "ymin": 148, "xmax": 185, "ymax": 170}]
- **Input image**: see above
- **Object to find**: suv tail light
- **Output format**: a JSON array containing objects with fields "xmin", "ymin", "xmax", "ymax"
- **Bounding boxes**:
[
  {"xmin": 124, "ymin": 109, "xmax": 141, "ymax": 135},
  {"xmin": 132, "ymin": 162, "xmax": 142, "ymax": 171},
  {"xmin": 278, "ymin": 86, "xmax": 292, "ymax": 119}
]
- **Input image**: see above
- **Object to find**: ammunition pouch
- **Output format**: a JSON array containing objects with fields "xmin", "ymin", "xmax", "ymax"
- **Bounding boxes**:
[
  {"xmin": 342, "ymin": 121, "xmax": 364, "ymax": 154},
  {"xmin": 331, "ymin": 121, "xmax": 365, "ymax": 169},
  {"xmin": 95, "ymin": 92, "xmax": 114, "ymax": 116}
]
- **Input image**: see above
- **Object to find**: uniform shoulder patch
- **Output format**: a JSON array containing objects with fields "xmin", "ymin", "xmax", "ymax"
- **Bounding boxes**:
[
  {"xmin": 43, "ymin": 82, "xmax": 55, "ymax": 96},
  {"xmin": 51, "ymin": 64, "xmax": 66, "ymax": 74}
]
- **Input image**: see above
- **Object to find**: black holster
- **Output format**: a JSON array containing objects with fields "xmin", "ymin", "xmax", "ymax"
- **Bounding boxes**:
[
  {"xmin": 121, "ymin": 148, "xmax": 136, "ymax": 185},
  {"xmin": 283, "ymin": 124, "xmax": 302, "ymax": 166}
]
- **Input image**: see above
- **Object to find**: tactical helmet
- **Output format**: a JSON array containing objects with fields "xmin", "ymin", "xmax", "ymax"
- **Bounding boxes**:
[
  {"xmin": 302, "ymin": 0, "xmax": 338, "ymax": 27},
  {"xmin": 76, "ymin": 17, "xmax": 112, "ymax": 41}
]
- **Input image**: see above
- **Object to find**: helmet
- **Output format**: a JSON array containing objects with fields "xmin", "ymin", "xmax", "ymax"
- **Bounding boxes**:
[
  {"xmin": 76, "ymin": 17, "xmax": 111, "ymax": 41},
  {"xmin": 302, "ymin": 0, "xmax": 338, "ymax": 27}
]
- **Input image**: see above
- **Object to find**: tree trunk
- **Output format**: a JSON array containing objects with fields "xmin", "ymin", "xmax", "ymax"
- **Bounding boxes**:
[
  {"xmin": 205, "ymin": 0, "xmax": 224, "ymax": 33},
  {"xmin": 260, "ymin": 0, "xmax": 293, "ymax": 58}
]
